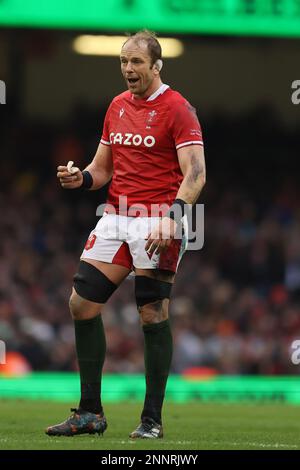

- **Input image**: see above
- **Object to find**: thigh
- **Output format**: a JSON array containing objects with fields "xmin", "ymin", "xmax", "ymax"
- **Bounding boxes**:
[
  {"xmin": 70, "ymin": 260, "xmax": 131, "ymax": 320},
  {"xmin": 134, "ymin": 267, "xmax": 175, "ymax": 283},
  {"xmin": 81, "ymin": 258, "xmax": 131, "ymax": 285},
  {"xmin": 81, "ymin": 214, "xmax": 133, "ymax": 271},
  {"xmin": 128, "ymin": 217, "xmax": 186, "ymax": 275}
]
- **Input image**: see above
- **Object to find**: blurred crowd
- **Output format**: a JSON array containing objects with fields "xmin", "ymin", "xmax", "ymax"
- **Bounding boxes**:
[{"xmin": 1, "ymin": 103, "xmax": 300, "ymax": 375}]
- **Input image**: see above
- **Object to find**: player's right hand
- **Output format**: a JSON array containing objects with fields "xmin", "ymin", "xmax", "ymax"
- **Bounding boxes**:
[{"xmin": 57, "ymin": 163, "xmax": 83, "ymax": 189}]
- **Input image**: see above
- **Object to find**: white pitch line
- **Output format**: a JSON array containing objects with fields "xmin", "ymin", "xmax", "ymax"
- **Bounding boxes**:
[
  {"xmin": 108, "ymin": 439, "xmax": 193, "ymax": 445},
  {"xmin": 51, "ymin": 438, "xmax": 297, "ymax": 449},
  {"xmin": 210, "ymin": 441, "xmax": 298, "ymax": 449}
]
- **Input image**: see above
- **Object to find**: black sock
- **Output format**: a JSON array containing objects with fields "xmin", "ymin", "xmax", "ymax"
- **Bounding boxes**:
[
  {"xmin": 79, "ymin": 382, "xmax": 101, "ymax": 414},
  {"xmin": 141, "ymin": 319, "xmax": 173, "ymax": 424},
  {"xmin": 74, "ymin": 315, "xmax": 106, "ymax": 414}
]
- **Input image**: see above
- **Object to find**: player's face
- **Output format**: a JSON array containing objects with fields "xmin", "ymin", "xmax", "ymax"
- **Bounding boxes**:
[{"xmin": 120, "ymin": 40, "xmax": 158, "ymax": 98}]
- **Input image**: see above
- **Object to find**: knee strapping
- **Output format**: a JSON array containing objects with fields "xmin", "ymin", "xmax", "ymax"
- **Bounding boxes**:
[
  {"xmin": 73, "ymin": 261, "xmax": 117, "ymax": 303},
  {"xmin": 135, "ymin": 276, "xmax": 172, "ymax": 307}
]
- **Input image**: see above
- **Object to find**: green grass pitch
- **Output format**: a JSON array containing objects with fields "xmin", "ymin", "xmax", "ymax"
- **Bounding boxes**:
[{"xmin": 1, "ymin": 400, "xmax": 300, "ymax": 450}]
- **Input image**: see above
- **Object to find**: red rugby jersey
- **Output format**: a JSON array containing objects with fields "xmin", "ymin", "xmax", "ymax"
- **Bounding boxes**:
[{"xmin": 100, "ymin": 84, "xmax": 203, "ymax": 216}]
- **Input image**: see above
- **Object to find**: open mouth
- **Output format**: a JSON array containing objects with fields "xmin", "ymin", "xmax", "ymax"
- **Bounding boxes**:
[{"xmin": 127, "ymin": 78, "xmax": 139, "ymax": 85}]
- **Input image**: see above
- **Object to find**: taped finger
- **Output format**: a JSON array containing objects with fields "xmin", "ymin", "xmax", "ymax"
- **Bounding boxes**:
[{"xmin": 67, "ymin": 160, "xmax": 80, "ymax": 174}]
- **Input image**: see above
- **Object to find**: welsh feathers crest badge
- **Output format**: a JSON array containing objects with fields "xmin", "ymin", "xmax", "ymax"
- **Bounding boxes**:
[{"xmin": 146, "ymin": 110, "xmax": 157, "ymax": 128}]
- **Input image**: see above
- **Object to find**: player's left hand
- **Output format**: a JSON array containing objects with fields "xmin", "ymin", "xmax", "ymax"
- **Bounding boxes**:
[{"xmin": 145, "ymin": 217, "xmax": 178, "ymax": 255}]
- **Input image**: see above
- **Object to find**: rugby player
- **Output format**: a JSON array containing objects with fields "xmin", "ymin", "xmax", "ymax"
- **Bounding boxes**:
[{"xmin": 46, "ymin": 30, "xmax": 206, "ymax": 439}]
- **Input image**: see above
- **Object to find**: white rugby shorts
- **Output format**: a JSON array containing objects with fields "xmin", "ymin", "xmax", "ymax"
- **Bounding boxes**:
[{"xmin": 81, "ymin": 213, "xmax": 187, "ymax": 273}]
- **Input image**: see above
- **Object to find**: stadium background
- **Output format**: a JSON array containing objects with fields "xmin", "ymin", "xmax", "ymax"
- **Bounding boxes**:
[{"xmin": 1, "ymin": 0, "xmax": 300, "ymax": 416}]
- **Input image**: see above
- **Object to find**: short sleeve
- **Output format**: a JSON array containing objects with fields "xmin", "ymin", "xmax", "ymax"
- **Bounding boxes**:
[
  {"xmin": 100, "ymin": 103, "xmax": 113, "ymax": 146},
  {"xmin": 169, "ymin": 99, "xmax": 203, "ymax": 151}
]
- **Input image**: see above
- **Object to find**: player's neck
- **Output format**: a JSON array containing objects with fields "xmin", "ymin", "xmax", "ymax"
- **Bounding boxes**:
[{"xmin": 133, "ymin": 78, "xmax": 163, "ymax": 100}]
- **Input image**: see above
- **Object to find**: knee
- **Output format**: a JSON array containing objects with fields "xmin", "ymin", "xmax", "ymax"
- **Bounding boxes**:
[
  {"xmin": 69, "ymin": 291, "xmax": 84, "ymax": 320},
  {"xmin": 135, "ymin": 275, "xmax": 172, "ymax": 326},
  {"xmin": 69, "ymin": 260, "xmax": 118, "ymax": 320},
  {"xmin": 138, "ymin": 300, "xmax": 169, "ymax": 325},
  {"xmin": 69, "ymin": 290, "xmax": 104, "ymax": 320}
]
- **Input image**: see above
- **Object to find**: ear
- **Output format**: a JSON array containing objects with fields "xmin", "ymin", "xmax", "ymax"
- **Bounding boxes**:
[{"xmin": 154, "ymin": 59, "xmax": 163, "ymax": 72}]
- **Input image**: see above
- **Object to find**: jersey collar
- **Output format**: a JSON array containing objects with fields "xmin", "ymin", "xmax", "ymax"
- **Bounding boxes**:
[{"xmin": 146, "ymin": 83, "xmax": 170, "ymax": 102}]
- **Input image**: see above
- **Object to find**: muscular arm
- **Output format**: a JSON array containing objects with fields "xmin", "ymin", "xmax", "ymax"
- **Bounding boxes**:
[
  {"xmin": 84, "ymin": 143, "xmax": 113, "ymax": 190},
  {"xmin": 176, "ymin": 144, "xmax": 206, "ymax": 204},
  {"xmin": 145, "ymin": 144, "xmax": 206, "ymax": 255}
]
